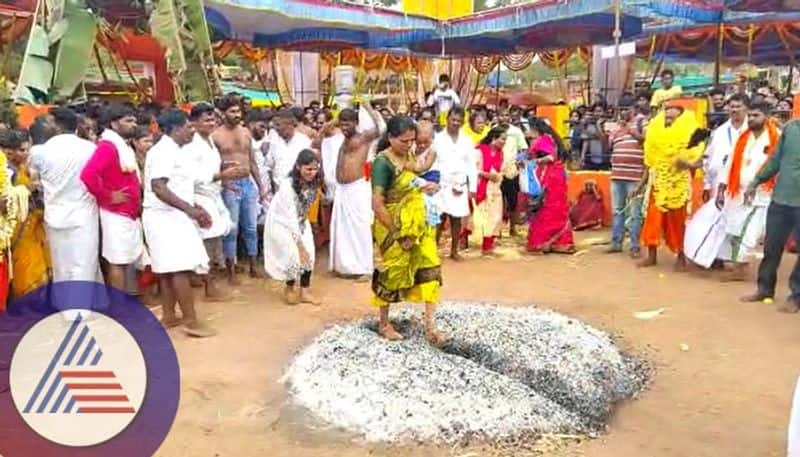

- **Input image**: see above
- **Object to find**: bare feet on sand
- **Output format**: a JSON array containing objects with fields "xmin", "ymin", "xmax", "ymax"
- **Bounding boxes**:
[
  {"xmin": 161, "ymin": 316, "xmax": 182, "ymax": 329},
  {"xmin": 299, "ymin": 289, "xmax": 321, "ymax": 306},
  {"xmin": 285, "ymin": 286, "xmax": 299, "ymax": 305},
  {"xmin": 183, "ymin": 320, "xmax": 217, "ymax": 338}
]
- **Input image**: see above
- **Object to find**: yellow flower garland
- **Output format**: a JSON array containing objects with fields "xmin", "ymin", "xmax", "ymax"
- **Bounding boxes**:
[{"xmin": 0, "ymin": 152, "xmax": 29, "ymax": 257}]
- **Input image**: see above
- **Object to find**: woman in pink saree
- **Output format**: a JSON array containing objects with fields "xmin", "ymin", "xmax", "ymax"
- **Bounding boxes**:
[{"xmin": 525, "ymin": 119, "xmax": 575, "ymax": 254}]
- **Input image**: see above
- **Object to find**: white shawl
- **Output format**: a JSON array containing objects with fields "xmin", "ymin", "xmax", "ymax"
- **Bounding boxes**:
[{"xmin": 101, "ymin": 129, "xmax": 139, "ymax": 176}]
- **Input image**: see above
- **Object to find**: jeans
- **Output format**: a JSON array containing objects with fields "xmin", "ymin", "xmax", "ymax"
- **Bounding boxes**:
[
  {"xmin": 222, "ymin": 178, "xmax": 259, "ymax": 261},
  {"xmin": 756, "ymin": 202, "xmax": 800, "ymax": 299},
  {"xmin": 610, "ymin": 179, "xmax": 642, "ymax": 251}
]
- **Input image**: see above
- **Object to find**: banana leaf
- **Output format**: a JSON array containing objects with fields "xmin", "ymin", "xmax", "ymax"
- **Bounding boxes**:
[
  {"xmin": 14, "ymin": 25, "xmax": 53, "ymax": 103},
  {"xmin": 149, "ymin": 0, "xmax": 187, "ymax": 77},
  {"xmin": 52, "ymin": 3, "xmax": 97, "ymax": 99}
]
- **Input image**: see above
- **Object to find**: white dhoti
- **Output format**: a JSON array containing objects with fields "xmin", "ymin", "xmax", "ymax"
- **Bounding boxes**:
[
  {"xmin": 263, "ymin": 179, "xmax": 316, "ymax": 281},
  {"xmin": 194, "ymin": 189, "xmax": 231, "ymax": 240},
  {"xmin": 438, "ymin": 179, "xmax": 470, "ymax": 218},
  {"xmin": 46, "ymin": 220, "xmax": 101, "ymax": 283},
  {"xmin": 683, "ymin": 201, "xmax": 727, "ymax": 269},
  {"xmin": 142, "ymin": 208, "xmax": 209, "ymax": 274},
  {"xmin": 99, "ymin": 209, "xmax": 145, "ymax": 265},
  {"xmin": 329, "ymin": 179, "xmax": 373, "ymax": 275},
  {"xmin": 719, "ymin": 202, "xmax": 768, "ymax": 263}
]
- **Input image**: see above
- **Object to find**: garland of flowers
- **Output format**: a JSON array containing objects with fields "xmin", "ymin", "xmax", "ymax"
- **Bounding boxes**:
[{"xmin": 0, "ymin": 153, "xmax": 14, "ymax": 256}]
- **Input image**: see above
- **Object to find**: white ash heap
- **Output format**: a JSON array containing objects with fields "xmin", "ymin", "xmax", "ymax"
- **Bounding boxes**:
[{"xmin": 282, "ymin": 302, "xmax": 650, "ymax": 444}]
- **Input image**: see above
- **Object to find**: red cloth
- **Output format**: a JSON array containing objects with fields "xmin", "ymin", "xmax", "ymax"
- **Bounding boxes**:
[
  {"xmin": 570, "ymin": 185, "xmax": 604, "ymax": 231},
  {"xmin": 475, "ymin": 144, "xmax": 503, "ymax": 204},
  {"xmin": 138, "ymin": 267, "xmax": 157, "ymax": 290},
  {"xmin": 80, "ymin": 141, "xmax": 142, "ymax": 219},
  {"xmin": 0, "ymin": 259, "xmax": 9, "ymax": 313},
  {"xmin": 481, "ymin": 236, "xmax": 495, "ymax": 253},
  {"xmin": 526, "ymin": 160, "xmax": 574, "ymax": 252},
  {"xmin": 788, "ymin": 236, "xmax": 797, "ymax": 253}
]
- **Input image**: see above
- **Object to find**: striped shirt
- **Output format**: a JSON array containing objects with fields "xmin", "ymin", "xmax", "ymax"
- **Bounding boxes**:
[{"xmin": 609, "ymin": 126, "xmax": 644, "ymax": 182}]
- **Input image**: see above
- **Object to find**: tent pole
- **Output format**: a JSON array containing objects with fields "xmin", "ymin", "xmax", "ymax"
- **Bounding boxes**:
[
  {"xmin": 788, "ymin": 65, "xmax": 794, "ymax": 94},
  {"xmin": 494, "ymin": 60, "xmax": 501, "ymax": 106},
  {"xmin": 587, "ymin": 47, "xmax": 592, "ymax": 105},
  {"xmin": 714, "ymin": 22, "xmax": 724, "ymax": 85},
  {"xmin": 613, "ymin": 0, "xmax": 621, "ymax": 103}
]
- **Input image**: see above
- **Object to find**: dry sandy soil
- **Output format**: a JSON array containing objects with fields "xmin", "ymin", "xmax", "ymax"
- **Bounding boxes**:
[{"xmin": 156, "ymin": 231, "xmax": 799, "ymax": 457}]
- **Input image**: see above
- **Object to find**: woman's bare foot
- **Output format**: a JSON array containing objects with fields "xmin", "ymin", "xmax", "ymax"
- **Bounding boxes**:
[
  {"xmin": 205, "ymin": 282, "xmax": 230, "ymax": 302},
  {"xmin": 552, "ymin": 245, "xmax": 576, "ymax": 254},
  {"xmin": 285, "ymin": 286, "xmax": 299, "ymax": 305},
  {"xmin": 450, "ymin": 252, "xmax": 464, "ymax": 262},
  {"xmin": 378, "ymin": 323, "xmax": 403, "ymax": 341},
  {"xmin": 161, "ymin": 316, "xmax": 182, "ymax": 329},
  {"xmin": 299, "ymin": 288, "xmax": 321, "ymax": 306},
  {"xmin": 353, "ymin": 275, "xmax": 371, "ymax": 283}
]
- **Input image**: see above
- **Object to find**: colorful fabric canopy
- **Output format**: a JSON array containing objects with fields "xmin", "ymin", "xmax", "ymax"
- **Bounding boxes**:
[
  {"xmin": 204, "ymin": 0, "xmax": 439, "ymax": 51},
  {"xmin": 637, "ymin": 21, "xmax": 800, "ymax": 65},
  {"xmin": 725, "ymin": 0, "xmax": 800, "ymax": 12},
  {"xmin": 205, "ymin": 0, "xmax": 644, "ymax": 54}
]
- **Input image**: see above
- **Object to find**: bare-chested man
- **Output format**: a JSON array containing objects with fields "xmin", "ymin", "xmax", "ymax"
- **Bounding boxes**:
[
  {"xmin": 212, "ymin": 94, "xmax": 266, "ymax": 284},
  {"xmin": 328, "ymin": 104, "xmax": 384, "ymax": 280}
]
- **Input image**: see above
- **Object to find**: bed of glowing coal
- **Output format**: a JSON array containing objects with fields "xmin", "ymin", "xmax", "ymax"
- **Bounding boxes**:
[{"xmin": 281, "ymin": 302, "xmax": 651, "ymax": 445}]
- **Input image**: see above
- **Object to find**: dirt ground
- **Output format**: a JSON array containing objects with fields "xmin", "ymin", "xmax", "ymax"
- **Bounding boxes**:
[{"xmin": 155, "ymin": 230, "xmax": 799, "ymax": 457}]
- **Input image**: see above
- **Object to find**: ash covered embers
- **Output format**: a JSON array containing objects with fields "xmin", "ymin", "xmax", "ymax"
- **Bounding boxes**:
[{"xmin": 281, "ymin": 302, "xmax": 650, "ymax": 444}]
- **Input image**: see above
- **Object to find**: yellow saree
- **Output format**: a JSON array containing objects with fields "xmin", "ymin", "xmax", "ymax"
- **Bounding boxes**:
[
  {"xmin": 10, "ymin": 165, "xmax": 50, "ymax": 298},
  {"xmin": 371, "ymin": 151, "xmax": 441, "ymax": 307}
]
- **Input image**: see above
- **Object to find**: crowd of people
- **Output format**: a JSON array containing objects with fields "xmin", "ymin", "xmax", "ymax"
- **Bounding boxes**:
[{"xmin": 0, "ymin": 68, "xmax": 798, "ymax": 343}]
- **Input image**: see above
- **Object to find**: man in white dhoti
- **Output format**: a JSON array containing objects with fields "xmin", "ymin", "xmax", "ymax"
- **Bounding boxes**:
[
  {"xmin": 186, "ymin": 103, "xmax": 245, "ymax": 300},
  {"xmin": 329, "ymin": 105, "xmax": 383, "ymax": 280},
  {"xmin": 143, "ymin": 110, "xmax": 215, "ymax": 337},
  {"xmin": 715, "ymin": 102, "xmax": 779, "ymax": 281},
  {"xmin": 264, "ymin": 109, "xmax": 312, "ymax": 193},
  {"xmin": 433, "ymin": 106, "xmax": 475, "ymax": 261},
  {"xmin": 79, "ymin": 104, "xmax": 145, "ymax": 292},
  {"xmin": 247, "ymin": 109, "xmax": 272, "ymax": 227},
  {"xmin": 29, "ymin": 107, "xmax": 100, "ymax": 286},
  {"xmin": 683, "ymin": 94, "xmax": 748, "ymax": 269}
]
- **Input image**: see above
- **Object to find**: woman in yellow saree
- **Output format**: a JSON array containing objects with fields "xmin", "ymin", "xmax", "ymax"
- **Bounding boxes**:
[
  {"xmin": 370, "ymin": 116, "xmax": 446, "ymax": 345},
  {"xmin": 1, "ymin": 129, "xmax": 51, "ymax": 300}
]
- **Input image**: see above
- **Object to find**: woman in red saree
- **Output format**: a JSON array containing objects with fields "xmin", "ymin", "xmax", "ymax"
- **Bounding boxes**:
[
  {"xmin": 471, "ymin": 127, "xmax": 506, "ymax": 255},
  {"xmin": 525, "ymin": 120, "xmax": 575, "ymax": 254}
]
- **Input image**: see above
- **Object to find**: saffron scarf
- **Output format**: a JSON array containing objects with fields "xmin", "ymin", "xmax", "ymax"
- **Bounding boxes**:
[
  {"xmin": 475, "ymin": 144, "xmax": 503, "ymax": 204},
  {"xmin": 726, "ymin": 120, "xmax": 778, "ymax": 198}
]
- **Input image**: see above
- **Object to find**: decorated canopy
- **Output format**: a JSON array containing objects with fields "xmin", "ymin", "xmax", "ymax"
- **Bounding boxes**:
[
  {"xmin": 636, "ymin": 21, "xmax": 800, "ymax": 65},
  {"xmin": 204, "ymin": 0, "xmax": 439, "ymax": 51},
  {"xmin": 725, "ymin": 0, "xmax": 800, "ymax": 12}
]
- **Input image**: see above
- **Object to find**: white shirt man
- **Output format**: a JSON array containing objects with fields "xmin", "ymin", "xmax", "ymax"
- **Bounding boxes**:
[
  {"xmin": 427, "ymin": 87, "xmax": 461, "ymax": 117},
  {"xmin": 185, "ymin": 132, "xmax": 231, "ymax": 241},
  {"xmin": 29, "ymin": 133, "xmax": 100, "ymax": 283},
  {"xmin": 704, "ymin": 117, "xmax": 748, "ymax": 197},
  {"xmin": 433, "ymin": 129, "xmax": 476, "ymax": 218},
  {"xmin": 264, "ymin": 130, "xmax": 312, "ymax": 191},
  {"xmin": 142, "ymin": 135, "xmax": 209, "ymax": 275},
  {"xmin": 684, "ymin": 114, "xmax": 747, "ymax": 268},
  {"xmin": 716, "ymin": 125, "xmax": 777, "ymax": 265}
]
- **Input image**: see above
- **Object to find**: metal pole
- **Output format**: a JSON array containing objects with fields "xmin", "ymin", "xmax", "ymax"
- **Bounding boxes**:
[
  {"xmin": 714, "ymin": 22, "xmax": 724, "ymax": 85},
  {"xmin": 612, "ymin": 0, "xmax": 622, "ymax": 102},
  {"xmin": 494, "ymin": 61, "xmax": 501, "ymax": 106}
]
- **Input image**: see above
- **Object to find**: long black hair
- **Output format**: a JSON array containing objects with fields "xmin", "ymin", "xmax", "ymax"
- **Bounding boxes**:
[
  {"xmin": 530, "ymin": 118, "xmax": 568, "ymax": 161},
  {"xmin": 289, "ymin": 148, "xmax": 322, "ymax": 198},
  {"xmin": 376, "ymin": 115, "xmax": 417, "ymax": 152},
  {"xmin": 479, "ymin": 125, "xmax": 507, "ymax": 146}
]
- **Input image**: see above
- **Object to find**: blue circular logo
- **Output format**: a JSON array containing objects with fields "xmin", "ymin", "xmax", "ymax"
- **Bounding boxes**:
[{"xmin": 0, "ymin": 281, "xmax": 180, "ymax": 456}]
